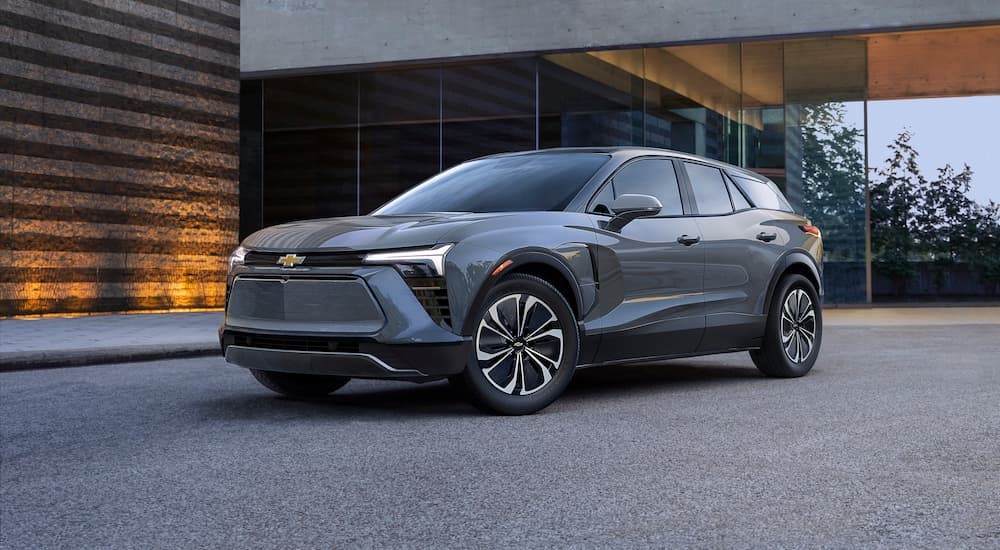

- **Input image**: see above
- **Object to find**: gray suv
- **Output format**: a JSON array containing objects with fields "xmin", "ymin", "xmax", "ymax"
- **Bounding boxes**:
[{"xmin": 221, "ymin": 148, "xmax": 823, "ymax": 414}]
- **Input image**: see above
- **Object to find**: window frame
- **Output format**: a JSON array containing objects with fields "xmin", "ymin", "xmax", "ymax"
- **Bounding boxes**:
[
  {"xmin": 726, "ymin": 170, "xmax": 795, "ymax": 214},
  {"xmin": 678, "ymin": 160, "xmax": 738, "ymax": 217},
  {"xmin": 585, "ymin": 155, "xmax": 694, "ymax": 218}
]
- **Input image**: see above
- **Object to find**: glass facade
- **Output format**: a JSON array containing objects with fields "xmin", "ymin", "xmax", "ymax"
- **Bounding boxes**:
[{"xmin": 240, "ymin": 26, "xmax": 1000, "ymax": 304}]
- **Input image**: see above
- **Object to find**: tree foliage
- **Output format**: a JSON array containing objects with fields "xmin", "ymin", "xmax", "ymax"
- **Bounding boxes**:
[
  {"xmin": 803, "ymin": 103, "xmax": 1000, "ymax": 295},
  {"xmin": 799, "ymin": 103, "xmax": 866, "ymax": 262}
]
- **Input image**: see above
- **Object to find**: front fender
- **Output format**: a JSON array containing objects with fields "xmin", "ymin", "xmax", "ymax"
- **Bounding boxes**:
[{"xmin": 442, "ymin": 226, "xmax": 598, "ymax": 336}]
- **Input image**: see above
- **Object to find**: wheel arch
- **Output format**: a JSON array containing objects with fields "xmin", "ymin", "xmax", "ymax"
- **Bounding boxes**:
[
  {"xmin": 460, "ymin": 250, "xmax": 584, "ymax": 336},
  {"xmin": 762, "ymin": 251, "xmax": 823, "ymax": 316}
]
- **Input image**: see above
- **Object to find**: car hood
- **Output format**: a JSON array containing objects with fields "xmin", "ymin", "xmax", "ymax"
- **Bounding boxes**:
[{"xmin": 242, "ymin": 213, "xmax": 506, "ymax": 252}]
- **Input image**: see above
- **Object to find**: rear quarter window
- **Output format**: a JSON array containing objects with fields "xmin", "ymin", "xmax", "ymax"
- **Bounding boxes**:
[{"xmin": 730, "ymin": 174, "xmax": 793, "ymax": 212}]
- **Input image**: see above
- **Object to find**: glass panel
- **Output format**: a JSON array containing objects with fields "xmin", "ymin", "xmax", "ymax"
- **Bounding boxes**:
[
  {"xmin": 441, "ymin": 59, "xmax": 536, "ymax": 167},
  {"xmin": 869, "ymin": 96, "xmax": 1000, "ymax": 302},
  {"xmin": 726, "ymin": 176, "xmax": 753, "ymax": 211},
  {"xmin": 644, "ymin": 44, "xmax": 741, "ymax": 163},
  {"xmin": 239, "ymin": 79, "xmax": 263, "ymax": 239},
  {"xmin": 539, "ymin": 51, "xmax": 644, "ymax": 148},
  {"xmin": 731, "ymin": 174, "xmax": 792, "ymax": 212},
  {"xmin": 784, "ymin": 38, "xmax": 868, "ymax": 303},
  {"xmin": 607, "ymin": 159, "xmax": 683, "ymax": 215},
  {"xmin": 740, "ymin": 42, "xmax": 785, "ymax": 177},
  {"xmin": 684, "ymin": 162, "xmax": 733, "ymax": 215},
  {"xmin": 359, "ymin": 69, "xmax": 441, "ymax": 213},
  {"xmin": 261, "ymin": 74, "xmax": 359, "ymax": 226}
]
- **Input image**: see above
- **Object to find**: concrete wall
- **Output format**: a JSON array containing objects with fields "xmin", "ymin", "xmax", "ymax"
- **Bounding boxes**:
[
  {"xmin": 242, "ymin": 0, "xmax": 1000, "ymax": 76},
  {"xmin": 1, "ymin": 0, "xmax": 240, "ymax": 315}
]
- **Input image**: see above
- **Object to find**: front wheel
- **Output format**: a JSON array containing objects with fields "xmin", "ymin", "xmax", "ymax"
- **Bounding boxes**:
[
  {"xmin": 250, "ymin": 370, "xmax": 350, "ymax": 399},
  {"xmin": 454, "ymin": 274, "xmax": 579, "ymax": 415},
  {"xmin": 750, "ymin": 274, "xmax": 822, "ymax": 378}
]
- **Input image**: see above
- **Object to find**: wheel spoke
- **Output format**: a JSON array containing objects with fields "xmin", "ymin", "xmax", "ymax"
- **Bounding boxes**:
[
  {"xmin": 525, "ymin": 345, "xmax": 559, "ymax": 367},
  {"xmin": 478, "ymin": 345, "xmax": 512, "ymax": 362},
  {"xmin": 526, "ymin": 328, "xmax": 562, "ymax": 343},
  {"xmin": 781, "ymin": 311, "xmax": 795, "ymax": 326},
  {"xmin": 799, "ymin": 308, "xmax": 815, "ymax": 324},
  {"xmin": 519, "ymin": 296, "xmax": 539, "ymax": 337},
  {"xmin": 523, "ymin": 350, "xmax": 553, "ymax": 392},
  {"xmin": 481, "ymin": 321, "xmax": 512, "ymax": 341},
  {"xmin": 487, "ymin": 304, "xmax": 515, "ymax": 341},
  {"xmin": 501, "ymin": 353, "xmax": 524, "ymax": 394},
  {"xmin": 483, "ymin": 350, "xmax": 514, "ymax": 376}
]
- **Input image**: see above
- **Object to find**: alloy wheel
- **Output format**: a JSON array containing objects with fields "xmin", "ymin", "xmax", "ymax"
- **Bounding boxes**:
[
  {"xmin": 475, "ymin": 293, "xmax": 564, "ymax": 395},
  {"xmin": 780, "ymin": 288, "xmax": 816, "ymax": 363}
]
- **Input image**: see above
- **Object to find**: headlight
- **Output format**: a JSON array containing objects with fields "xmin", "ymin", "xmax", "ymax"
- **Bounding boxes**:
[
  {"xmin": 363, "ymin": 244, "xmax": 453, "ymax": 277},
  {"xmin": 228, "ymin": 246, "xmax": 248, "ymax": 270}
]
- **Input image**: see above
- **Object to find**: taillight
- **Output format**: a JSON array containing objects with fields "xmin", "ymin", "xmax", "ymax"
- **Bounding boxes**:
[{"xmin": 800, "ymin": 225, "xmax": 821, "ymax": 237}]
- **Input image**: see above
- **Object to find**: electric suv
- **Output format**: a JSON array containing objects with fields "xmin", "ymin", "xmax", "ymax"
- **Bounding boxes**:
[{"xmin": 221, "ymin": 148, "xmax": 823, "ymax": 414}]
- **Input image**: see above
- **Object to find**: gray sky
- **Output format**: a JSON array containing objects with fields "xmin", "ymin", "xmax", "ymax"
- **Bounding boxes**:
[{"xmin": 867, "ymin": 96, "xmax": 1000, "ymax": 206}]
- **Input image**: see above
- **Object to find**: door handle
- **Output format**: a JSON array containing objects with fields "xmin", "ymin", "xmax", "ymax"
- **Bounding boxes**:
[
  {"xmin": 756, "ymin": 232, "xmax": 777, "ymax": 242},
  {"xmin": 676, "ymin": 234, "xmax": 701, "ymax": 246}
]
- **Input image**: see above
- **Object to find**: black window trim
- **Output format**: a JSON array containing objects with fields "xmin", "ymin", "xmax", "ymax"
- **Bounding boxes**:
[
  {"xmin": 679, "ymin": 159, "xmax": 738, "ymax": 217},
  {"xmin": 723, "ymin": 171, "xmax": 756, "ymax": 213},
  {"xmin": 726, "ymin": 170, "xmax": 796, "ymax": 214},
  {"xmin": 585, "ymin": 155, "xmax": 693, "ymax": 219}
]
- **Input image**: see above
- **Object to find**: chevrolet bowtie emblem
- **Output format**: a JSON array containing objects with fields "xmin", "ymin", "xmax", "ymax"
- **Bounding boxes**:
[{"xmin": 276, "ymin": 254, "xmax": 305, "ymax": 268}]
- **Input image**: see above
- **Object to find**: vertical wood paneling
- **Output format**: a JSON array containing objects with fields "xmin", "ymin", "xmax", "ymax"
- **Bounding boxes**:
[{"xmin": 1, "ymin": 0, "xmax": 239, "ymax": 315}]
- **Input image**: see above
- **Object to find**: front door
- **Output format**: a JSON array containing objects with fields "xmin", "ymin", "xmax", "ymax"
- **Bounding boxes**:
[{"xmin": 585, "ymin": 157, "xmax": 705, "ymax": 363}]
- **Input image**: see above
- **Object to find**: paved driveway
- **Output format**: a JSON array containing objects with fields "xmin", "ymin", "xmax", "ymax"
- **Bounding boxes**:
[{"xmin": 2, "ymin": 324, "xmax": 998, "ymax": 548}]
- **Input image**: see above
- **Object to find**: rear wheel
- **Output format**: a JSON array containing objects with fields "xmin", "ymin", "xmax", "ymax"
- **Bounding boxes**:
[
  {"xmin": 455, "ymin": 274, "xmax": 579, "ymax": 415},
  {"xmin": 250, "ymin": 370, "xmax": 350, "ymax": 399},
  {"xmin": 750, "ymin": 274, "xmax": 822, "ymax": 378}
]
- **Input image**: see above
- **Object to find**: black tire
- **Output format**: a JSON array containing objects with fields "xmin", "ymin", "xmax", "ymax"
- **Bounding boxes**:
[
  {"xmin": 455, "ymin": 273, "xmax": 579, "ymax": 415},
  {"xmin": 750, "ymin": 274, "xmax": 822, "ymax": 378},
  {"xmin": 250, "ymin": 369, "xmax": 350, "ymax": 399}
]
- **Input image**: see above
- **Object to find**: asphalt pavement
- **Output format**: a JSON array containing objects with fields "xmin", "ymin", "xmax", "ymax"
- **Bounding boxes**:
[{"xmin": 1, "ymin": 324, "xmax": 998, "ymax": 548}]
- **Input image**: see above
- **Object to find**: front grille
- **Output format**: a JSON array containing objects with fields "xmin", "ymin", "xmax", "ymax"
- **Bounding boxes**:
[
  {"xmin": 244, "ymin": 250, "xmax": 366, "ymax": 268},
  {"xmin": 405, "ymin": 277, "xmax": 451, "ymax": 327},
  {"xmin": 229, "ymin": 332, "xmax": 361, "ymax": 353}
]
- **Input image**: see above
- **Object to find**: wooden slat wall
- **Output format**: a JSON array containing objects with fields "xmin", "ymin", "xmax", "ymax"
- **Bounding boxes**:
[{"xmin": 1, "ymin": 0, "xmax": 240, "ymax": 315}]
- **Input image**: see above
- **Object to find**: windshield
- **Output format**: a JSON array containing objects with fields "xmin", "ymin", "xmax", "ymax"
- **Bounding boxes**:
[{"xmin": 373, "ymin": 153, "xmax": 610, "ymax": 214}]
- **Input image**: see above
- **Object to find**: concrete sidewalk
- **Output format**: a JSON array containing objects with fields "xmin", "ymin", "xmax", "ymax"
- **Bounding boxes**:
[
  {"xmin": 2, "ymin": 307, "xmax": 998, "ymax": 372},
  {"xmin": 1, "ymin": 312, "xmax": 222, "ymax": 371}
]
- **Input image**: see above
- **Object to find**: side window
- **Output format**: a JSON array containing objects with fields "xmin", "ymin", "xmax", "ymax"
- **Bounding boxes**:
[
  {"xmin": 726, "ymin": 175, "xmax": 753, "ymax": 210},
  {"xmin": 730, "ymin": 174, "xmax": 794, "ymax": 212},
  {"xmin": 684, "ymin": 162, "xmax": 733, "ymax": 215},
  {"xmin": 589, "ymin": 159, "xmax": 683, "ymax": 215}
]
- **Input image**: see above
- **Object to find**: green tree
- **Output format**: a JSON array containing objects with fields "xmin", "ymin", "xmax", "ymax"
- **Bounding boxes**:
[
  {"xmin": 916, "ymin": 163, "xmax": 977, "ymax": 262},
  {"xmin": 870, "ymin": 130, "xmax": 924, "ymax": 293},
  {"xmin": 799, "ymin": 103, "xmax": 866, "ymax": 262}
]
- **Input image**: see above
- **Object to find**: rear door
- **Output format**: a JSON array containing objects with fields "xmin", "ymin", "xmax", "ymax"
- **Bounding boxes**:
[
  {"xmin": 587, "ymin": 157, "xmax": 705, "ymax": 362},
  {"xmin": 681, "ymin": 161, "xmax": 784, "ymax": 351}
]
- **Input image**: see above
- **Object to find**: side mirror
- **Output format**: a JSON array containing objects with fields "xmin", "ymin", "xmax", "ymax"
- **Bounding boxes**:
[{"xmin": 607, "ymin": 194, "xmax": 662, "ymax": 232}]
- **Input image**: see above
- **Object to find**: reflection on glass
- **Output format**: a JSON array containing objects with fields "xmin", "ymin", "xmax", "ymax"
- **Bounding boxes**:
[
  {"xmin": 740, "ymin": 42, "xmax": 785, "ymax": 176},
  {"xmin": 784, "ymin": 37, "xmax": 868, "ymax": 304},
  {"xmin": 442, "ymin": 59, "xmax": 536, "ymax": 166},
  {"xmin": 262, "ymin": 73, "xmax": 359, "ymax": 226},
  {"xmin": 539, "ymin": 51, "xmax": 644, "ymax": 147},
  {"xmin": 359, "ymin": 69, "xmax": 441, "ymax": 213},
  {"xmin": 644, "ymin": 44, "xmax": 741, "ymax": 163},
  {"xmin": 786, "ymin": 102, "xmax": 867, "ymax": 303}
]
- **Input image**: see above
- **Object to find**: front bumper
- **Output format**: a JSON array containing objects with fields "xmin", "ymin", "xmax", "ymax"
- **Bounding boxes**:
[
  {"xmin": 220, "ymin": 333, "xmax": 468, "ymax": 380},
  {"xmin": 219, "ymin": 264, "xmax": 469, "ymax": 381}
]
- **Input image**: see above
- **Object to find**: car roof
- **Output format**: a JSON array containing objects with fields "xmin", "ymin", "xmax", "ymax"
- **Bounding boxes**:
[{"xmin": 477, "ymin": 147, "xmax": 769, "ymax": 182}]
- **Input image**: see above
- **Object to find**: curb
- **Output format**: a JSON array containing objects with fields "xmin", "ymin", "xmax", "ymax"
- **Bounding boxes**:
[{"xmin": 0, "ymin": 344, "xmax": 221, "ymax": 372}]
